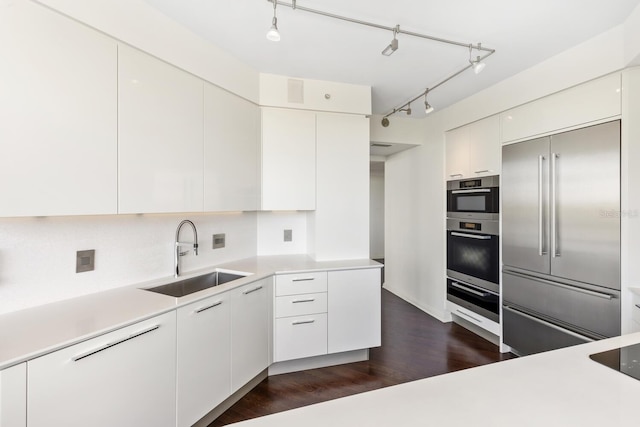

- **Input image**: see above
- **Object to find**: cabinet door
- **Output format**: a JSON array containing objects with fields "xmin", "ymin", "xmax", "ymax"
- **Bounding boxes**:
[
  {"xmin": 204, "ymin": 83, "xmax": 259, "ymax": 211},
  {"xmin": 0, "ymin": 1, "xmax": 117, "ymax": 216},
  {"xmin": 261, "ymin": 108, "xmax": 316, "ymax": 210},
  {"xmin": 328, "ymin": 269, "xmax": 381, "ymax": 353},
  {"xmin": 27, "ymin": 312, "xmax": 176, "ymax": 427},
  {"xmin": 231, "ymin": 279, "xmax": 270, "ymax": 392},
  {"xmin": 0, "ymin": 363, "xmax": 26, "ymax": 427},
  {"xmin": 274, "ymin": 313, "xmax": 328, "ymax": 362},
  {"xmin": 445, "ymin": 126, "xmax": 469, "ymax": 180},
  {"xmin": 466, "ymin": 115, "xmax": 501, "ymax": 177},
  {"xmin": 118, "ymin": 45, "xmax": 204, "ymax": 214},
  {"xmin": 177, "ymin": 293, "xmax": 232, "ymax": 427}
]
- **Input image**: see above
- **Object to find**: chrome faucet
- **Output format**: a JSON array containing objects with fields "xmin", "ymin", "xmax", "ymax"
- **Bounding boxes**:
[{"xmin": 175, "ymin": 219, "xmax": 198, "ymax": 278}]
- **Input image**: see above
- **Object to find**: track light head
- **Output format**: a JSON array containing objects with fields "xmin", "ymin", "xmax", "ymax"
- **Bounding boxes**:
[
  {"xmin": 405, "ymin": 103, "xmax": 411, "ymax": 115},
  {"xmin": 424, "ymin": 90, "xmax": 434, "ymax": 114},
  {"xmin": 381, "ymin": 117, "xmax": 390, "ymax": 127},
  {"xmin": 382, "ymin": 25, "xmax": 400, "ymax": 56},
  {"xmin": 266, "ymin": 1, "xmax": 281, "ymax": 42},
  {"xmin": 471, "ymin": 56, "xmax": 485, "ymax": 74},
  {"xmin": 425, "ymin": 102, "xmax": 434, "ymax": 114}
]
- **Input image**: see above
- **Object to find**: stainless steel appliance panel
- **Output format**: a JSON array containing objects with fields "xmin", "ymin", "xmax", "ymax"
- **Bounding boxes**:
[
  {"xmin": 447, "ymin": 175, "xmax": 499, "ymax": 221},
  {"xmin": 502, "ymin": 137, "xmax": 550, "ymax": 275},
  {"xmin": 503, "ymin": 270, "xmax": 620, "ymax": 339},
  {"xmin": 446, "ymin": 219, "xmax": 499, "ymax": 288},
  {"xmin": 502, "ymin": 305, "xmax": 592, "ymax": 356},
  {"xmin": 549, "ymin": 121, "xmax": 620, "ymax": 290},
  {"xmin": 447, "ymin": 278, "xmax": 499, "ymax": 322}
]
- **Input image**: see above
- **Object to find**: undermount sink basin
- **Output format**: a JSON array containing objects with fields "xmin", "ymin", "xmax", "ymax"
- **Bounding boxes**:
[{"xmin": 145, "ymin": 271, "xmax": 249, "ymax": 297}]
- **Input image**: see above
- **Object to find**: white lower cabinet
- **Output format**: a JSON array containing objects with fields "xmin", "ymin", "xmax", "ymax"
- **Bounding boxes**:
[
  {"xmin": 0, "ymin": 363, "xmax": 26, "ymax": 427},
  {"xmin": 231, "ymin": 279, "xmax": 271, "ymax": 392},
  {"xmin": 328, "ymin": 269, "xmax": 382, "ymax": 354},
  {"xmin": 27, "ymin": 312, "xmax": 177, "ymax": 427},
  {"xmin": 275, "ymin": 313, "xmax": 328, "ymax": 362},
  {"xmin": 177, "ymin": 293, "xmax": 232, "ymax": 427}
]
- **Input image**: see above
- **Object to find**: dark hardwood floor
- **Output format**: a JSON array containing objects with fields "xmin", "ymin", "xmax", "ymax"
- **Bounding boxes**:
[{"xmin": 209, "ymin": 289, "xmax": 515, "ymax": 426}]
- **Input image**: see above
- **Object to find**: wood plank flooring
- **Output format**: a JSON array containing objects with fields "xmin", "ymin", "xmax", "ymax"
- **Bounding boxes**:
[{"xmin": 209, "ymin": 289, "xmax": 515, "ymax": 426}]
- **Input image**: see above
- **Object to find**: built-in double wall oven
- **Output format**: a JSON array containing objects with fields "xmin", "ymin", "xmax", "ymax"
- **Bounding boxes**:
[{"xmin": 446, "ymin": 176, "xmax": 500, "ymax": 323}]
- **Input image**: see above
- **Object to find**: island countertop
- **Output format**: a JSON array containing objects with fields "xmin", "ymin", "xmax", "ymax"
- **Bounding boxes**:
[{"xmin": 229, "ymin": 332, "xmax": 640, "ymax": 427}]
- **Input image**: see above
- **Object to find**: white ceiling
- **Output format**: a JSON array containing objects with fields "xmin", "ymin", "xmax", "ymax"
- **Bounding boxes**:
[{"xmin": 144, "ymin": 0, "xmax": 640, "ymax": 116}]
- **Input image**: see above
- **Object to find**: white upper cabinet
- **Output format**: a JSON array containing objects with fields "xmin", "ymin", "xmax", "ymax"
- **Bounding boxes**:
[
  {"xmin": 501, "ymin": 73, "xmax": 621, "ymax": 143},
  {"xmin": 204, "ymin": 83, "xmax": 259, "ymax": 212},
  {"xmin": 118, "ymin": 45, "xmax": 204, "ymax": 214},
  {"xmin": 0, "ymin": 1, "xmax": 117, "ymax": 217},
  {"xmin": 445, "ymin": 115, "xmax": 500, "ymax": 180},
  {"xmin": 260, "ymin": 108, "xmax": 316, "ymax": 211}
]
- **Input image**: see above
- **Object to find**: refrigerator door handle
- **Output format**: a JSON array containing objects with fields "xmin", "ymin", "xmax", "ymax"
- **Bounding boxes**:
[
  {"xmin": 538, "ymin": 155, "xmax": 546, "ymax": 256},
  {"xmin": 503, "ymin": 269, "xmax": 615, "ymax": 300},
  {"xmin": 551, "ymin": 153, "xmax": 559, "ymax": 257}
]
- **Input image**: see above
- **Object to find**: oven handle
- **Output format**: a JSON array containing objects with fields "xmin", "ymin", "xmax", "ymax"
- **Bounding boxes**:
[
  {"xmin": 451, "ymin": 188, "xmax": 491, "ymax": 194},
  {"xmin": 450, "ymin": 232, "xmax": 492, "ymax": 240},
  {"xmin": 450, "ymin": 282, "xmax": 491, "ymax": 298}
]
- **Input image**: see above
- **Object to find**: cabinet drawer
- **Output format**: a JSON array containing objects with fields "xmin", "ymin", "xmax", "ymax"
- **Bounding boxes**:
[
  {"xmin": 274, "ymin": 313, "xmax": 327, "ymax": 362},
  {"xmin": 275, "ymin": 272, "xmax": 327, "ymax": 296},
  {"xmin": 276, "ymin": 292, "xmax": 327, "ymax": 318}
]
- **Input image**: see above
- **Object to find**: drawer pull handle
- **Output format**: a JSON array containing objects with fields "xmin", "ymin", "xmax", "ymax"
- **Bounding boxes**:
[
  {"xmin": 292, "ymin": 278, "xmax": 315, "ymax": 282},
  {"xmin": 292, "ymin": 298, "xmax": 315, "ymax": 304},
  {"xmin": 292, "ymin": 319, "xmax": 315, "ymax": 325},
  {"xmin": 72, "ymin": 325, "xmax": 160, "ymax": 362},
  {"xmin": 242, "ymin": 285, "xmax": 263, "ymax": 295},
  {"xmin": 455, "ymin": 309, "xmax": 482, "ymax": 324},
  {"xmin": 195, "ymin": 301, "xmax": 223, "ymax": 313}
]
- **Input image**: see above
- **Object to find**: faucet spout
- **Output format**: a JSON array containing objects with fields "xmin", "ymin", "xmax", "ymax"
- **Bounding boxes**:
[{"xmin": 175, "ymin": 219, "xmax": 198, "ymax": 278}]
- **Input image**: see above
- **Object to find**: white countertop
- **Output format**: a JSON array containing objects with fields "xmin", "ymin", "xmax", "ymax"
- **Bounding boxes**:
[
  {"xmin": 0, "ymin": 255, "xmax": 381, "ymax": 370},
  {"xmin": 229, "ymin": 332, "xmax": 640, "ymax": 427}
]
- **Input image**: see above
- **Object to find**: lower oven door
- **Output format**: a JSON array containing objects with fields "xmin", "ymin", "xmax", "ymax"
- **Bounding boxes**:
[
  {"xmin": 446, "ymin": 278, "xmax": 499, "ymax": 323},
  {"xmin": 446, "ymin": 227, "xmax": 499, "ymax": 288}
]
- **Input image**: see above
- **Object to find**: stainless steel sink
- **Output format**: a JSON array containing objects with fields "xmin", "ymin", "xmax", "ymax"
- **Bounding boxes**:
[{"xmin": 144, "ymin": 271, "xmax": 248, "ymax": 297}]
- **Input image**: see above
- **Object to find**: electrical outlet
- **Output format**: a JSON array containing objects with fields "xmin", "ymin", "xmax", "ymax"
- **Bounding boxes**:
[
  {"xmin": 284, "ymin": 229, "xmax": 293, "ymax": 242},
  {"xmin": 76, "ymin": 249, "xmax": 95, "ymax": 273},
  {"xmin": 213, "ymin": 233, "xmax": 226, "ymax": 249}
]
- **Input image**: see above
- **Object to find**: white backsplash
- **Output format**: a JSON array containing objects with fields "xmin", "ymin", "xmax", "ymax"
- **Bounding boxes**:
[{"xmin": 0, "ymin": 212, "xmax": 259, "ymax": 315}]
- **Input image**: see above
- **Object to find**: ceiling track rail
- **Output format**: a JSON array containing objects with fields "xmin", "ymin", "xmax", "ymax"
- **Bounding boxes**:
[{"xmin": 266, "ymin": 0, "xmax": 496, "ymax": 119}]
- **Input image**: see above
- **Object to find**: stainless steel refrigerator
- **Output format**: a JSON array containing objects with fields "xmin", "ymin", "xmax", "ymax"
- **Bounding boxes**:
[{"xmin": 502, "ymin": 120, "xmax": 621, "ymax": 356}]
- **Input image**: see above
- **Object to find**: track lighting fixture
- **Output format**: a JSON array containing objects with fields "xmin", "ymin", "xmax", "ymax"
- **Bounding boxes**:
[
  {"xmin": 266, "ymin": 0, "xmax": 280, "ymax": 42},
  {"xmin": 469, "ymin": 44, "xmax": 486, "ymax": 74},
  {"xmin": 262, "ymin": 1, "xmax": 495, "ymax": 119},
  {"xmin": 382, "ymin": 25, "xmax": 399, "ymax": 56},
  {"xmin": 424, "ymin": 91, "xmax": 434, "ymax": 114}
]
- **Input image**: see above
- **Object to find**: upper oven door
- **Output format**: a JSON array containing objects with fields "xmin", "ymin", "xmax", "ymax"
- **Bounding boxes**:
[
  {"xmin": 446, "ymin": 219, "xmax": 499, "ymax": 289},
  {"xmin": 447, "ymin": 176, "xmax": 499, "ymax": 220}
]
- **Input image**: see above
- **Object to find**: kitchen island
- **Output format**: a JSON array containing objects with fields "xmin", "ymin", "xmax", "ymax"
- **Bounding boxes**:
[{"xmin": 229, "ymin": 332, "xmax": 640, "ymax": 427}]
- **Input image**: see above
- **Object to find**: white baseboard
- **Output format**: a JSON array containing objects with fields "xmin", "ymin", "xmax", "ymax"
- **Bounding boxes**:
[{"xmin": 382, "ymin": 284, "xmax": 449, "ymax": 322}]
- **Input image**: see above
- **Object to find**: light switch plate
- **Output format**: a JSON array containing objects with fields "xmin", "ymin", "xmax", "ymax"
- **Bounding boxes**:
[
  {"xmin": 284, "ymin": 229, "xmax": 293, "ymax": 242},
  {"xmin": 76, "ymin": 250, "xmax": 95, "ymax": 273},
  {"xmin": 213, "ymin": 233, "xmax": 226, "ymax": 249}
]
